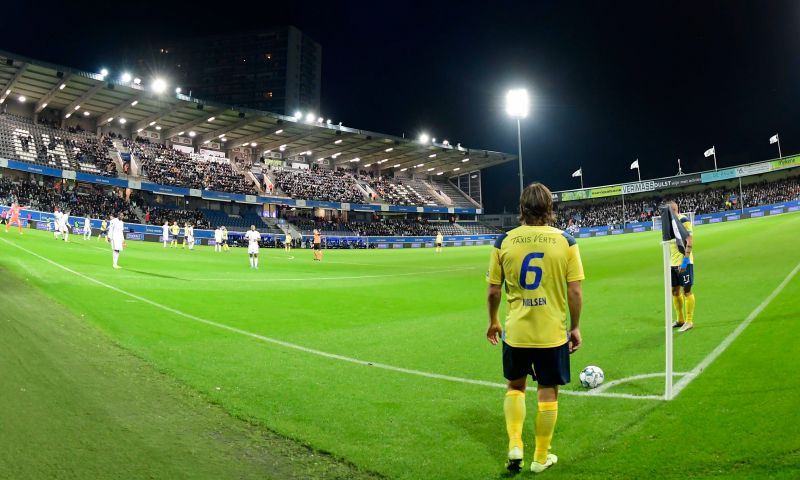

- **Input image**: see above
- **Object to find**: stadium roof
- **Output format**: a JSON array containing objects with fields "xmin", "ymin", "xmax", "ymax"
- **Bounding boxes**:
[{"xmin": 0, "ymin": 49, "xmax": 515, "ymax": 176}]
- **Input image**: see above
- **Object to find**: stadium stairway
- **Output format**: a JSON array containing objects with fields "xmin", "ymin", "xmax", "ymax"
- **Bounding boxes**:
[{"xmin": 432, "ymin": 180, "xmax": 481, "ymax": 208}]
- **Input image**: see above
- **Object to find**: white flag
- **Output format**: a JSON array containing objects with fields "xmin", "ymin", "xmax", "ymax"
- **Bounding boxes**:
[
  {"xmin": 769, "ymin": 134, "xmax": 779, "ymax": 144},
  {"xmin": 571, "ymin": 168, "xmax": 582, "ymax": 178},
  {"xmin": 630, "ymin": 159, "xmax": 639, "ymax": 170},
  {"xmin": 704, "ymin": 147, "xmax": 715, "ymax": 157}
]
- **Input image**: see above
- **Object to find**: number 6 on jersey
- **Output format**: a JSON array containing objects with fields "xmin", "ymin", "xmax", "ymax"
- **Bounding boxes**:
[{"xmin": 519, "ymin": 252, "xmax": 545, "ymax": 290}]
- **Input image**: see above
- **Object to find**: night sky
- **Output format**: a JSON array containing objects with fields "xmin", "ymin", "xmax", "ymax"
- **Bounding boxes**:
[{"xmin": 3, "ymin": 1, "xmax": 798, "ymax": 212}]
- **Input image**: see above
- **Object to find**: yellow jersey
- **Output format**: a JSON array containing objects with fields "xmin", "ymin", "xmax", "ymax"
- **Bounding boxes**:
[
  {"xmin": 100, "ymin": 220, "xmax": 107, "ymax": 231},
  {"xmin": 487, "ymin": 225, "xmax": 585, "ymax": 348},
  {"xmin": 669, "ymin": 215, "xmax": 694, "ymax": 267},
  {"xmin": 170, "ymin": 224, "xmax": 180, "ymax": 235}
]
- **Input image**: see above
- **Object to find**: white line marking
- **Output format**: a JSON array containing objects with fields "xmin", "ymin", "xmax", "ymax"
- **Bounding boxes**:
[
  {"xmin": 592, "ymin": 372, "xmax": 688, "ymax": 394},
  {"xmin": 189, "ymin": 266, "xmax": 477, "ymax": 282},
  {"xmin": 0, "ymin": 237, "xmax": 659, "ymax": 401},
  {"xmin": 671, "ymin": 261, "xmax": 800, "ymax": 398}
]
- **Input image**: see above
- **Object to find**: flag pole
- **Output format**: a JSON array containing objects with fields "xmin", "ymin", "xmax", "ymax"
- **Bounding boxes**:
[
  {"xmin": 637, "ymin": 163, "xmax": 641, "ymax": 181},
  {"xmin": 663, "ymin": 239, "xmax": 674, "ymax": 400},
  {"xmin": 580, "ymin": 167, "xmax": 584, "ymax": 189},
  {"xmin": 713, "ymin": 146, "xmax": 718, "ymax": 170},
  {"xmin": 778, "ymin": 138, "xmax": 782, "ymax": 158}
]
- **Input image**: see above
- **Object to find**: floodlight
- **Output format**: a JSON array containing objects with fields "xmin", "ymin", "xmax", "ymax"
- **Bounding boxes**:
[
  {"xmin": 83, "ymin": 111, "xmax": 90, "ymax": 116},
  {"xmin": 175, "ymin": 87, "xmax": 182, "ymax": 94},
  {"xmin": 100, "ymin": 68, "xmax": 109, "ymax": 77},
  {"xmin": 188, "ymin": 131, "xmax": 196, "ymax": 137},
  {"xmin": 250, "ymin": 142, "xmax": 257, "ymax": 147},
  {"xmin": 119, "ymin": 118, "xmax": 126, "ymax": 124},
  {"xmin": 151, "ymin": 78, "xmax": 167, "ymax": 93},
  {"xmin": 419, "ymin": 133, "xmax": 430, "ymax": 144},
  {"xmin": 121, "ymin": 72, "xmax": 132, "ymax": 83},
  {"xmin": 505, "ymin": 88, "xmax": 530, "ymax": 119},
  {"xmin": 305, "ymin": 112, "xmax": 316, "ymax": 122},
  {"xmin": 18, "ymin": 95, "xmax": 25, "ymax": 103},
  {"xmin": 133, "ymin": 78, "xmax": 141, "ymax": 85},
  {"xmin": 294, "ymin": 111, "xmax": 302, "ymax": 119},
  {"xmin": 275, "ymin": 129, "xmax": 283, "ymax": 134}
]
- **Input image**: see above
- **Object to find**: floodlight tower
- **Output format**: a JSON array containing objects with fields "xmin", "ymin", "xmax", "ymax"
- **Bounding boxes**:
[{"xmin": 506, "ymin": 88, "xmax": 530, "ymax": 197}]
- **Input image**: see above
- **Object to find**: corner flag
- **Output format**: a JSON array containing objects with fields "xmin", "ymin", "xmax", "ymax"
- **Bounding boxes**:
[{"xmin": 660, "ymin": 205, "xmax": 690, "ymax": 254}]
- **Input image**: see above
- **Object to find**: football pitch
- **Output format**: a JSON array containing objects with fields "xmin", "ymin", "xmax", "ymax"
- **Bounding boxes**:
[{"xmin": 1, "ymin": 213, "xmax": 799, "ymax": 479}]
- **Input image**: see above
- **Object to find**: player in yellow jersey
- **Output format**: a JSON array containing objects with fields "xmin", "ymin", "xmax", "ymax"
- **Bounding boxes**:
[
  {"xmin": 221, "ymin": 226, "xmax": 230, "ymax": 251},
  {"xmin": 170, "ymin": 221, "xmax": 180, "ymax": 248},
  {"xmin": 668, "ymin": 201, "xmax": 695, "ymax": 332},
  {"xmin": 312, "ymin": 229, "xmax": 322, "ymax": 261},
  {"xmin": 486, "ymin": 183, "xmax": 584, "ymax": 474},
  {"xmin": 98, "ymin": 218, "xmax": 108, "ymax": 242}
]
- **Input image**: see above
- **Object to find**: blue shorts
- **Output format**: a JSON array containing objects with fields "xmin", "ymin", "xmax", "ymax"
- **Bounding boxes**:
[
  {"xmin": 502, "ymin": 342, "xmax": 571, "ymax": 385},
  {"xmin": 671, "ymin": 264, "xmax": 694, "ymax": 288}
]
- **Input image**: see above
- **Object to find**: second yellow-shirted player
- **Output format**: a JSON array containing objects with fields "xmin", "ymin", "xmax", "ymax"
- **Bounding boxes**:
[
  {"xmin": 170, "ymin": 221, "xmax": 180, "ymax": 248},
  {"xmin": 668, "ymin": 201, "xmax": 696, "ymax": 332},
  {"xmin": 486, "ymin": 183, "xmax": 584, "ymax": 474}
]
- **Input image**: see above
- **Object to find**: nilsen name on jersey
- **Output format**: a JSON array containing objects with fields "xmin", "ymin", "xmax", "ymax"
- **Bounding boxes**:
[{"xmin": 522, "ymin": 297, "xmax": 547, "ymax": 307}]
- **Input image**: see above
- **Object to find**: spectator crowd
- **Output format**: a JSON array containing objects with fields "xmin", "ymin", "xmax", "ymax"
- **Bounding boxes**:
[
  {"xmin": 274, "ymin": 166, "xmax": 365, "ymax": 203},
  {"xmin": 130, "ymin": 137, "xmax": 257, "ymax": 194},
  {"xmin": 556, "ymin": 177, "xmax": 800, "ymax": 229},
  {"xmin": 0, "ymin": 177, "xmax": 140, "ymax": 221}
]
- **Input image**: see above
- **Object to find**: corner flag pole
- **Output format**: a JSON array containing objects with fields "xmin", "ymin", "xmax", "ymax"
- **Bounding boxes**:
[{"xmin": 662, "ymin": 239, "xmax": 674, "ymax": 400}]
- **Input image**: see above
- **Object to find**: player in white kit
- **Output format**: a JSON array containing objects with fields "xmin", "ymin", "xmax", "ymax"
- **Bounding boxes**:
[
  {"xmin": 60, "ymin": 210, "xmax": 71, "ymax": 242},
  {"xmin": 244, "ymin": 225, "xmax": 261, "ymax": 269},
  {"xmin": 162, "ymin": 220, "xmax": 170, "ymax": 248},
  {"xmin": 214, "ymin": 227, "xmax": 223, "ymax": 252},
  {"xmin": 108, "ymin": 212, "xmax": 125, "ymax": 269},
  {"xmin": 83, "ymin": 215, "xmax": 92, "ymax": 240},
  {"xmin": 186, "ymin": 224, "xmax": 195, "ymax": 250},
  {"xmin": 53, "ymin": 208, "xmax": 62, "ymax": 239}
]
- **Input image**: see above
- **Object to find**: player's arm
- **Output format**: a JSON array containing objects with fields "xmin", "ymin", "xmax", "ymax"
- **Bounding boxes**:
[
  {"xmin": 485, "ymin": 246, "xmax": 504, "ymax": 345},
  {"xmin": 487, "ymin": 284, "xmax": 503, "ymax": 345},
  {"xmin": 567, "ymin": 281, "xmax": 582, "ymax": 353},
  {"xmin": 565, "ymin": 238, "xmax": 586, "ymax": 354},
  {"xmin": 680, "ymin": 231, "xmax": 693, "ymax": 272}
]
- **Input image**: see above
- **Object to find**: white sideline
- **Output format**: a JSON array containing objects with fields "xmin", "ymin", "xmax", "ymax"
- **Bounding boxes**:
[
  {"xmin": 670, "ymin": 261, "xmax": 800, "ymax": 398},
  {"xmin": 0, "ymin": 237, "xmax": 660, "ymax": 401}
]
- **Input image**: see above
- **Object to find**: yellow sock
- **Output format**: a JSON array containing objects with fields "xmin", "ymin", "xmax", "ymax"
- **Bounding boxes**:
[
  {"xmin": 685, "ymin": 294, "xmax": 695, "ymax": 324},
  {"xmin": 534, "ymin": 401, "xmax": 558, "ymax": 464},
  {"xmin": 672, "ymin": 295, "xmax": 685, "ymax": 323},
  {"xmin": 504, "ymin": 390, "xmax": 526, "ymax": 451}
]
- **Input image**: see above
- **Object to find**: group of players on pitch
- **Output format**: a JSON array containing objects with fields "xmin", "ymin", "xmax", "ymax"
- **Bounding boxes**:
[{"xmin": 486, "ymin": 184, "xmax": 695, "ymax": 474}]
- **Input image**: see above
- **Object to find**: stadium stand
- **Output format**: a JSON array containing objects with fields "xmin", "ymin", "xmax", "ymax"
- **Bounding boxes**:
[
  {"xmin": 0, "ymin": 177, "xmax": 140, "ymax": 221},
  {"xmin": 347, "ymin": 219, "xmax": 437, "ymax": 236},
  {"xmin": 125, "ymin": 137, "xmax": 257, "ymax": 194},
  {"xmin": 0, "ymin": 114, "xmax": 118, "ymax": 176},
  {"xmin": 147, "ymin": 206, "xmax": 210, "ymax": 229},
  {"xmin": 555, "ymin": 176, "xmax": 800, "ymax": 228},
  {"xmin": 457, "ymin": 221, "xmax": 503, "ymax": 234},
  {"xmin": 273, "ymin": 165, "xmax": 365, "ymax": 203},
  {"xmin": 431, "ymin": 181, "xmax": 480, "ymax": 208},
  {"xmin": 363, "ymin": 174, "xmax": 436, "ymax": 206}
]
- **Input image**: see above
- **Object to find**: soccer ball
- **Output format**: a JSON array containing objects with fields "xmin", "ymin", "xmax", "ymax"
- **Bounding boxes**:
[{"xmin": 579, "ymin": 366, "xmax": 605, "ymax": 389}]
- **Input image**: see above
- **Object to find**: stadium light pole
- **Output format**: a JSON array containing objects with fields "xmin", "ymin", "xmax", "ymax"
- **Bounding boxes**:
[{"xmin": 506, "ymin": 89, "xmax": 530, "ymax": 197}]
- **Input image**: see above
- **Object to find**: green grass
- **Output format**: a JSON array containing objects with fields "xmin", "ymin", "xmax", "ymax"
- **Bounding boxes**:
[{"xmin": 1, "ymin": 213, "xmax": 799, "ymax": 479}]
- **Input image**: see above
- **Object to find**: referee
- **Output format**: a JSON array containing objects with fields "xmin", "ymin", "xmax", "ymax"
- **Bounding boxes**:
[{"xmin": 486, "ymin": 182, "xmax": 584, "ymax": 474}]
